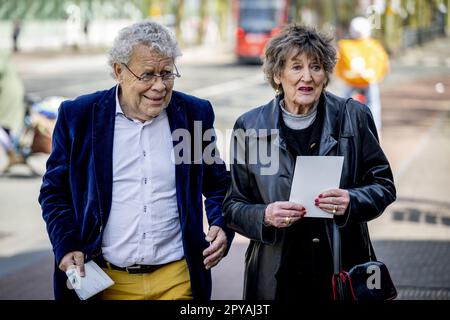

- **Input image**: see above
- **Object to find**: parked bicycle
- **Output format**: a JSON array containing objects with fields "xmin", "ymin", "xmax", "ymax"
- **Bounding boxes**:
[{"xmin": 1, "ymin": 94, "xmax": 65, "ymax": 175}]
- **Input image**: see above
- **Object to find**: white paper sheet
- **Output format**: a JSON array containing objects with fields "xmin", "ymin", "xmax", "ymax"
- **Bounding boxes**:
[
  {"xmin": 66, "ymin": 260, "xmax": 114, "ymax": 300},
  {"xmin": 289, "ymin": 156, "xmax": 344, "ymax": 218}
]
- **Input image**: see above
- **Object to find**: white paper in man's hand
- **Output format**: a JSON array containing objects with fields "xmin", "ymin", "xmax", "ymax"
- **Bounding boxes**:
[
  {"xmin": 289, "ymin": 156, "xmax": 344, "ymax": 218},
  {"xmin": 66, "ymin": 260, "xmax": 114, "ymax": 300}
]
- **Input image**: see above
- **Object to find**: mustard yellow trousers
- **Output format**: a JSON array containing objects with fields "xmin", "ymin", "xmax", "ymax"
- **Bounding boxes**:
[{"xmin": 97, "ymin": 258, "xmax": 192, "ymax": 300}]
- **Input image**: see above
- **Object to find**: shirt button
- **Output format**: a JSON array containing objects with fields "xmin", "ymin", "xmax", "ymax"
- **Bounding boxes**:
[
  {"xmin": 144, "ymin": 205, "xmax": 147, "ymax": 213},
  {"xmin": 312, "ymin": 238, "xmax": 320, "ymax": 243},
  {"xmin": 143, "ymin": 151, "xmax": 146, "ymax": 157}
]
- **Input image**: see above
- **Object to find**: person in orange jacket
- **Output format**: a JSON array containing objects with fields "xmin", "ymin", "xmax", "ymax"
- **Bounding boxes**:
[{"xmin": 336, "ymin": 17, "xmax": 389, "ymax": 134}]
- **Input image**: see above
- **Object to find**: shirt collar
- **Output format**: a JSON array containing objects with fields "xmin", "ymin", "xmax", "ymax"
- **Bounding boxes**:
[{"xmin": 115, "ymin": 84, "xmax": 124, "ymax": 116}]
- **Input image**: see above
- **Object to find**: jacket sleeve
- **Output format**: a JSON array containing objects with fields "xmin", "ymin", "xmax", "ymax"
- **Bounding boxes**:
[
  {"xmin": 223, "ymin": 118, "xmax": 276, "ymax": 245},
  {"xmin": 201, "ymin": 101, "xmax": 234, "ymax": 253},
  {"xmin": 38, "ymin": 103, "xmax": 82, "ymax": 265},
  {"xmin": 337, "ymin": 103, "xmax": 396, "ymax": 226}
]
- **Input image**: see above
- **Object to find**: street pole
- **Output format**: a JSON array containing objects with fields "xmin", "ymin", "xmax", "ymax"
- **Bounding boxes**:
[{"xmin": 447, "ymin": 0, "xmax": 450, "ymax": 35}]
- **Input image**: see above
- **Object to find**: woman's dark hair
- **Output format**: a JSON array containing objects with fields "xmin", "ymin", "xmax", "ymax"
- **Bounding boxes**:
[{"xmin": 263, "ymin": 24, "xmax": 337, "ymax": 91}]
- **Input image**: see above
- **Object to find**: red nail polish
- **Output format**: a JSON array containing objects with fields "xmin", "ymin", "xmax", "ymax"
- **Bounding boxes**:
[{"xmin": 318, "ymin": 194, "xmax": 323, "ymax": 198}]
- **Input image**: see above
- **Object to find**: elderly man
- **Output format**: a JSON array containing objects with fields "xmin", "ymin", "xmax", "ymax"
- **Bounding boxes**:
[{"xmin": 39, "ymin": 21, "xmax": 233, "ymax": 300}]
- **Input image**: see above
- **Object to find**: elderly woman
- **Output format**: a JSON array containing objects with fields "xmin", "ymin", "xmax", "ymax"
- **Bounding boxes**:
[
  {"xmin": 223, "ymin": 24, "xmax": 396, "ymax": 300},
  {"xmin": 39, "ymin": 21, "xmax": 233, "ymax": 300}
]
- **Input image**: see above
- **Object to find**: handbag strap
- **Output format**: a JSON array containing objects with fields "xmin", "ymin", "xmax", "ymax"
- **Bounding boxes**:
[
  {"xmin": 333, "ymin": 221, "xmax": 341, "ymax": 275},
  {"xmin": 333, "ymin": 98, "xmax": 350, "ymax": 275},
  {"xmin": 332, "ymin": 97, "xmax": 377, "ymax": 274}
]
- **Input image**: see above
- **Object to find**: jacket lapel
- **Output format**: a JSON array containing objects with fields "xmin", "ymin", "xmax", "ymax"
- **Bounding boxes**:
[
  {"xmin": 92, "ymin": 86, "xmax": 116, "ymax": 224},
  {"xmin": 319, "ymin": 92, "xmax": 340, "ymax": 156},
  {"xmin": 166, "ymin": 93, "xmax": 189, "ymax": 227},
  {"xmin": 319, "ymin": 92, "xmax": 354, "ymax": 156},
  {"xmin": 253, "ymin": 95, "xmax": 290, "ymax": 153}
]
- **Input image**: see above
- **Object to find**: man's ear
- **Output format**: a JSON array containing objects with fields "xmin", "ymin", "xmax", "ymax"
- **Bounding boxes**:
[{"xmin": 113, "ymin": 63, "xmax": 123, "ymax": 82}]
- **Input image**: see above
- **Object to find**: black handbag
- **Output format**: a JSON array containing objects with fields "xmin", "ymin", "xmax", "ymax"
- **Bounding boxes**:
[
  {"xmin": 331, "ymin": 98, "xmax": 397, "ymax": 301},
  {"xmin": 331, "ymin": 222, "xmax": 397, "ymax": 301}
]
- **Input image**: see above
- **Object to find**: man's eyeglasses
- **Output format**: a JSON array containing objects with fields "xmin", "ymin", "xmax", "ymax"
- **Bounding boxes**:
[{"xmin": 121, "ymin": 63, "xmax": 181, "ymax": 84}]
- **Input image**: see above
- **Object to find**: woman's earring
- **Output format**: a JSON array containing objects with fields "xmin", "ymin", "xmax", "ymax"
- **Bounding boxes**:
[{"xmin": 275, "ymin": 85, "xmax": 281, "ymax": 96}]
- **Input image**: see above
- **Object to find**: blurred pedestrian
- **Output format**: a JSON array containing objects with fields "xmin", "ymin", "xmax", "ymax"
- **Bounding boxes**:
[
  {"xmin": 0, "ymin": 51, "xmax": 25, "ymax": 168},
  {"xmin": 83, "ymin": 19, "xmax": 90, "ymax": 44},
  {"xmin": 39, "ymin": 20, "xmax": 233, "ymax": 300},
  {"xmin": 12, "ymin": 20, "xmax": 22, "ymax": 52},
  {"xmin": 223, "ymin": 24, "xmax": 396, "ymax": 300},
  {"xmin": 335, "ymin": 16, "xmax": 390, "ymax": 133}
]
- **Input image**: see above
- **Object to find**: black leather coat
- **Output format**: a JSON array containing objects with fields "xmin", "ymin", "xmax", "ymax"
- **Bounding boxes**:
[{"xmin": 223, "ymin": 91, "xmax": 396, "ymax": 300}]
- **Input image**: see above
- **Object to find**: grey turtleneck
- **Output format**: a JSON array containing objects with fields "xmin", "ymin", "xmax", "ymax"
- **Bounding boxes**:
[{"xmin": 280, "ymin": 99, "xmax": 318, "ymax": 130}]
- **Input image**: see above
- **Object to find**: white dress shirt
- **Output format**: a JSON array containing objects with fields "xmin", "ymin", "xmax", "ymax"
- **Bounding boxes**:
[{"xmin": 101, "ymin": 86, "xmax": 184, "ymax": 267}]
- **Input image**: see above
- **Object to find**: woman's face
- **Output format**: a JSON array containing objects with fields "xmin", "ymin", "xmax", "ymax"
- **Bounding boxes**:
[
  {"xmin": 275, "ymin": 51, "xmax": 327, "ymax": 114},
  {"xmin": 114, "ymin": 44, "xmax": 175, "ymax": 121}
]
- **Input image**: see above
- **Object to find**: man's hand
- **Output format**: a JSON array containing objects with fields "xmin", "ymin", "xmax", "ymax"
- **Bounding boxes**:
[
  {"xmin": 59, "ymin": 251, "xmax": 85, "ymax": 277},
  {"xmin": 202, "ymin": 226, "xmax": 227, "ymax": 270}
]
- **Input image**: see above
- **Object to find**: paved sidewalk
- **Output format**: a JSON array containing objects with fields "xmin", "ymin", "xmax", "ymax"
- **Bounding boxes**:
[{"xmin": 369, "ymin": 38, "xmax": 450, "ymax": 242}]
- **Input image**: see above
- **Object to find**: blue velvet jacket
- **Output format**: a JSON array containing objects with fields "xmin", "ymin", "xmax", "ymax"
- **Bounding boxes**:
[{"xmin": 39, "ymin": 87, "xmax": 233, "ymax": 300}]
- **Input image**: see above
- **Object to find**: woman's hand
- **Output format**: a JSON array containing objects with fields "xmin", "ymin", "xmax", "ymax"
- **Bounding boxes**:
[
  {"xmin": 264, "ymin": 201, "xmax": 306, "ymax": 228},
  {"xmin": 315, "ymin": 189, "xmax": 350, "ymax": 216}
]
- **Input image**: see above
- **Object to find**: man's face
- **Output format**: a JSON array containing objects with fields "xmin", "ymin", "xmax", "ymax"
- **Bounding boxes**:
[{"xmin": 114, "ymin": 44, "xmax": 176, "ymax": 121}]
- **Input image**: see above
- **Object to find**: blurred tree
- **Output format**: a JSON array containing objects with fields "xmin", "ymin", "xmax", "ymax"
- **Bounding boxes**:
[
  {"xmin": 292, "ymin": 0, "xmax": 357, "ymax": 34},
  {"xmin": 216, "ymin": 0, "xmax": 230, "ymax": 42},
  {"xmin": 173, "ymin": 0, "xmax": 185, "ymax": 46},
  {"xmin": 447, "ymin": 0, "xmax": 450, "ymax": 32},
  {"xmin": 141, "ymin": 0, "xmax": 153, "ymax": 17},
  {"xmin": 196, "ymin": 0, "xmax": 208, "ymax": 45},
  {"xmin": 292, "ymin": 0, "xmax": 303, "ymax": 22},
  {"xmin": 382, "ymin": 0, "xmax": 402, "ymax": 54}
]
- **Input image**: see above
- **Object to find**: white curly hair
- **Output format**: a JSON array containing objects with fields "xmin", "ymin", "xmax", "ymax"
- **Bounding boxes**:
[{"xmin": 107, "ymin": 20, "xmax": 182, "ymax": 75}]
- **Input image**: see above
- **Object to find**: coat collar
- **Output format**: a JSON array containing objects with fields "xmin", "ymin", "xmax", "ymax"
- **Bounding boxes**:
[
  {"xmin": 92, "ymin": 86, "xmax": 116, "ymax": 220},
  {"xmin": 319, "ymin": 92, "xmax": 354, "ymax": 156},
  {"xmin": 250, "ymin": 91, "xmax": 354, "ymax": 155}
]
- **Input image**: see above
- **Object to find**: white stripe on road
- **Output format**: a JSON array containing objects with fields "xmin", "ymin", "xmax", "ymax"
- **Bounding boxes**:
[
  {"xmin": 190, "ymin": 74, "xmax": 265, "ymax": 98},
  {"xmin": 29, "ymin": 80, "xmax": 115, "ymax": 98}
]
